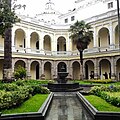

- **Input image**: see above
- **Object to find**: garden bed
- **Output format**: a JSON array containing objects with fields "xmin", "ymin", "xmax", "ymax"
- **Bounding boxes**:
[{"xmin": 77, "ymin": 92, "xmax": 120, "ymax": 120}]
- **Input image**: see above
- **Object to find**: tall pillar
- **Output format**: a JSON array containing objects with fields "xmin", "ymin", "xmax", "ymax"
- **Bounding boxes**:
[
  {"xmin": 52, "ymin": 61, "xmax": 57, "ymax": 80},
  {"xmin": 66, "ymin": 61, "xmax": 72, "ymax": 80},
  {"xmin": 25, "ymin": 32, "xmax": 31, "ymax": 52},
  {"xmin": 66, "ymin": 33, "xmax": 70, "ymax": 52},
  {"xmin": 52, "ymin": 33, "xmax": 57, "ymax": 55},
  {"xmin": 109, "ymin": 22, "xmax": 115, "ymax": 49},
  {"xmin": 12, "ymin": 28, "xmax": 15, "ymax": 51},
  {"xmin": 111, "ymin": 57, "xmax": 116, "ymax": 80},
  {"xmin": 93, "ymin": 26, "xmax": 97, "ymax": 47},
  {"xmin": 94, "ymin": 58, "xmax": 99, "ymax": 79},
  {"xmin": 26, "ymin": 59, "xmax": 31, "ymax": 79},
  {"xmin": 51, "ymin": 65, "xmax": 54, "ymax": 80},
  {"xmin": 39, "ymin": 32, "xmax": 44, "ymax": 54},
  {"xmin": 40, "ymin": 60, "xmax": 45, "ymax": 79}
]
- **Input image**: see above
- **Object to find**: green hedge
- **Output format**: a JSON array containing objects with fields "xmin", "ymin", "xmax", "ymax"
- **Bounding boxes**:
[
  {"xmin": 0, "ymin": 80, "xmax": 50, "ymax": 110},
  {"xmin": 0, "ymin": 87, "xmax": 31, "ymax": 109},
  {"xmin": 90, "ymin": 85, "xmax": 120, "ymax": 107}
]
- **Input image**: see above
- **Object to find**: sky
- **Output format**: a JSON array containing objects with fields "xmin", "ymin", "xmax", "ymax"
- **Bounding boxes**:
[{"xmin": 15, "ymin": 0, "xmax": 76, "ymax": 16}]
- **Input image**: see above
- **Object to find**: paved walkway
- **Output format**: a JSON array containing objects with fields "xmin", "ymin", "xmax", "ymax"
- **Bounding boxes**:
[{"xmin": 45, "ymin": 92, "xmax": 93, "ymax": 120}]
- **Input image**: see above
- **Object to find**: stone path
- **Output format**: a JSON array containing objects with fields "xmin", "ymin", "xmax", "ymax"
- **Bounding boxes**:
[{"xmin": 45, "ymin": 92, "xmax": 93, "ymax": 120}]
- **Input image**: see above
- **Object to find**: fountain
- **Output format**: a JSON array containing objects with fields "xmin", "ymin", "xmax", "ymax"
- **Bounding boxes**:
[
  {"xmin": 48, "ymin": 66, "xmax": 81, "ymax": 92},
  {"xmin": 57, "ymin": 65, "xmax": 68, "ymax": 83}
]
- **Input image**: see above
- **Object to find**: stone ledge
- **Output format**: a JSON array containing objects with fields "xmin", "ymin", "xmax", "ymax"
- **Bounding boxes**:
[
  {"xmin": 0, "ymin": 93, "xmax": 54, "ymax": 120},
  {"xmin": 76, "ymin": 92, "xmax": 120, "ymax": 120}
]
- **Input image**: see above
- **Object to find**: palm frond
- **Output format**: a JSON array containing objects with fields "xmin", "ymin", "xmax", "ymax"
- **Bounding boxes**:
[{"xmin": 69, "ymin": 20, "xmax": 93, "ymax": 50}]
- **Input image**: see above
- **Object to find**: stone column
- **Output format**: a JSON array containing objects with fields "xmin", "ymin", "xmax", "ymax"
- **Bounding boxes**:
[
  {"xmin": 26, "ymin": 59, "xmax": 31, "ymax": 79},
  {"xmin": 66, "ymin": 61, "xmax": 72, "ymax": 80},
  {"xmin": 109, "ymin": 22, "xmax": 115, "ymax": 49},
  {"xmin": 52, "ymin": 61, "xmax": 57, "ymax": 80},
  {"xmin": 66, "ymin": 33, "xmax": 70, "ymax": 52},
  {"xmin": 53, "ymin": 33, "xmax": 58, "ymax": 55},
  {"xmin": 94, "ymin": 58, "xmax": 99, "ymax": 79},
  {"xmin": 40, "ymin": 60, "xmax": 45, "ymax": 79},
  {"xmin": 25, "ymin": 32, "xmax": 31, "ymax": 53},
  {"xmin": 111, "ymin": 57, "xmax": 116, "ymax": 80},
  {"xmin": 12, "ymin": 27, "xmax": 16, "ymax": 52},
  {"xmin": 40, "ymin": 32, "xmax": 44, "ymax": 54},
  {"xmin": 51, "ymin": 65, "xmax": 54, "ymax": 80},
  {"xmin": 93, "ymin": 26, "xmax": 97, "ymax": 47},
  {"xmin": 50, "ymin": 34, "xmax": 55, "ymax": 51}
]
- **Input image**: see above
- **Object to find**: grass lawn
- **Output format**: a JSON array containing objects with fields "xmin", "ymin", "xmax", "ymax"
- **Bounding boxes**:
[
  {"xmin": 74, "ymin": 80, "xmax": 120, "ymax": 86},
  {"xmin": 85, "ymin": 95, "xmax": 120, "ymax": 112},
  {"xmin": 1, "ymin": 94, "xmax": 49, "ymax": 114}
]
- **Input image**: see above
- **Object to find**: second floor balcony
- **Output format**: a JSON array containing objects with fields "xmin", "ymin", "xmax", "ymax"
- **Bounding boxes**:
[{"xmin": 6, "ymin": 44, "xmax": 119, "ymax": 58}]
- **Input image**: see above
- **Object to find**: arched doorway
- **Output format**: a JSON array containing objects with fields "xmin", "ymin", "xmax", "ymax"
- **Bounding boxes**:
[
  {"xmin": 30, "ymin": 32, "xmax": 39, "ymax": 50},
  {"xmin": 44, "ymin": 35, "xmax": 51, "ymax": 51},
  {"xmin": 44, "ymin": 62, "xmax": 51, "ymax": 80},
  {"xmin": 57, "ymin": 36, "xmax": 66, "ymax": 51},
  {"xmin": 116, "ymin": 59, "xmax": 120, "ymax": 81},
  {"xmin": 98, "ymin": 27, "xmax": 110, "ymax": 47},
  {"xmin": 14, "ymin": 60, "xmax": 25, "ymax": 69},
  {"xmin": 85, "ymin": 60, "xmax": 94, "ymax": 79},
  {"xmin": 15, "ymin": 29, "xmax": 25, "ymax": 48},
  {"xmin": 99, "ymin": 59, "xmax": 111, "ymax": 79},
  {"xmin": 57, "ymin": 62, "xmax": 67, "ymax": 72},
  {"xmin": 72, "ymin": 61, "xmax": 80, "ymax": 80},
  {"xmin": 30, "ymin": 61, "xmax": 39, "ymax": 80}
]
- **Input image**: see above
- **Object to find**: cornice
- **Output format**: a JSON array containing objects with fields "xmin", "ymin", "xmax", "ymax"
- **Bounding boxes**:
[{"xmin": 76, "ymin": 0, "xmax": 113, "ymax": 11}]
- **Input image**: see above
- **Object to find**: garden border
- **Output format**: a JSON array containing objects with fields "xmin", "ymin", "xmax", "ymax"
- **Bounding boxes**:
[
  {"xmin": 77, "ymin": 92, "xmax": 120, "ymax": 120},
  {"xmin": 0, "ymin": 92, "xmax": 53, "ymax": 120}
]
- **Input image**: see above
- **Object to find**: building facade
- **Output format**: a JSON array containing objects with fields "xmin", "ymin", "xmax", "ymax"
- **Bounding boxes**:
[{"xmin": 0, "ymin": 0, "xmax": 120, "ymax": 80}]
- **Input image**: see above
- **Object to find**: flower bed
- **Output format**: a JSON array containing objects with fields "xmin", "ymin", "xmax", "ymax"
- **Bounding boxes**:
[{"xmin": 90, "ymin": 85, "xmax": 120, "ymax": 107}]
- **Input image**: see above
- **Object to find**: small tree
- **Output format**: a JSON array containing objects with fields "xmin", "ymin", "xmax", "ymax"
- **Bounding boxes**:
[
  {"xmin": 14, "ymin": 65, "xmax": 27, "ymax": 80},
  {"xmin": 69, "ymin": 20, "xmax": 93, "ymax": 80}
]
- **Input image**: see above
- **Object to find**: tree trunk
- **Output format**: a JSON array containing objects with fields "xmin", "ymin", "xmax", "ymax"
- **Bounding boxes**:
[
  {"xmin": 2, "ymin": 0, "xmax": 13, "ymax": 82},
  {"xmin": 79, "ymin": 50, "xmax": 84, "ymax": 80},
  {"xmin": 3, "ymin": 27, "xmax": 13, "ymax": 82}
]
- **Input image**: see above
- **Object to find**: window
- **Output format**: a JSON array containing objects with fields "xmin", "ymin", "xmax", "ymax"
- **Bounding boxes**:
[
  {"xmin": 65, "ymin": 18, "xmax": 68, "ymax": 23},
  {"xmin": 71, "ymin": 16, "xmax": 75, "ymax": 21},
  {"xmin": 108, "ymin": 2, "xmax": 113, "ymax": 9}
]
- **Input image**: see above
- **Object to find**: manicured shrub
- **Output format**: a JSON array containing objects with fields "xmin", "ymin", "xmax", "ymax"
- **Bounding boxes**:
[
  {"xmin": 40, "ymin": 86, "xmax": 50, "ymax": 94},
  {"xmin": 14, "ymin": 65, "xmax": 27, "ymax": 80},
  {"xmin": 85, "ymin": 79, "xmax": 113, "ymax": 84},
  {"xmin": 15, "ymin": 80, "xmax": 25, "ymax": 86},
  {"xmin": 0, "ymin": 80, "xmax": 50, "ymax": 110},
  {"xmin": 0, "ymin": 83, "xmax": 19, "ymax": 91},
  {"xmin": 90, "ymin": 85, "xmax": 120, "ymax": 107}
]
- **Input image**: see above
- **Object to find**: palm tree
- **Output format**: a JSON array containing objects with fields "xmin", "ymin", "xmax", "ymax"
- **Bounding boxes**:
[
  {"xmin": 0, "ymin": 0, "xmax": 23, "ymax": 82},
  {"xmin": 69, "ymin": 20, "xmax": 93, "ymax": 80}
]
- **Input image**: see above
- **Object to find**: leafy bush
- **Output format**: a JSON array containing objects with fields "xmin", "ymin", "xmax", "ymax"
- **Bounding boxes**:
[
  {"xmin": 90, "ymin": 85, "xmax": 120, "ymax": 107},
  {"xmin": 84, "ymin": 79, "xmax": 113, "ymax": 84},
  {"xmin": 14, "ymin": 65, "xmax": 27, "ymax": 80},
  {"xmin": 0, "ymin": 87, "xmax": 31, "ymax": 109},
  {"xmin": 0, "ymin": 80, "xmax": 50, "ymax": 110},
  {"xmin": 0, "ymin": 83, "xmax": 19, "ymax": 91},
  {"xmin": 40, "ymin": 86, "xmax": 50, "ymax": 94},
  {"xmin": 15, "ymin": 80, "xmax": 25, "ymax": 86}
]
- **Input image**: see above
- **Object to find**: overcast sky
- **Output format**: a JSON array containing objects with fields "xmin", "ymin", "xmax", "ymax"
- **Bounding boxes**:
[{"xmin": 15, "ymin": 0, "xmax": 75, "ymax": 16}]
